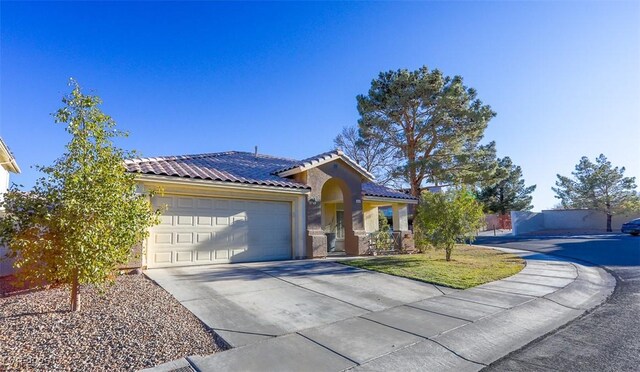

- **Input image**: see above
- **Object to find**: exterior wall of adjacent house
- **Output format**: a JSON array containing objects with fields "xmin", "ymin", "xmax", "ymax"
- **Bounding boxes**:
[
  {"xmin": 1, "ymin": 168, "xmax": 14, "ymax": 276},
  {"xmin": 512, "ymin": 209, "xmax": 640, "ymax": 235},
  {"xmin": 0, "ymin": 167, "xmax": 9, "ymax": 194},
  {"xmin": 0, "ymin": 246, "xmax": 12, "ymax": 277},
  {"xmin": 0, "ymin": 216, "xmax": 14, "ymax": 276}
]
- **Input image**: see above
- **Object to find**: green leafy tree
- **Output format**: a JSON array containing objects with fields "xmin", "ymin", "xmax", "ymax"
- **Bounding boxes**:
[
  {"xmin": 357, "ymin": 66, "xmax": 498, "ymax": 197},
  {"xmin": 0, "ymin": 80, "xmax": 159, "ymax": 311},
  {"xmin": 476, "ymin": 157, "xmax": 536, "ymax": 214},
  {"xmin": 414, "ymin": 187, "xmax": 485, "ymax": 261},
  {"xmin": 552, "ymin": 154, "xmax": 639, "ymax": 232}
]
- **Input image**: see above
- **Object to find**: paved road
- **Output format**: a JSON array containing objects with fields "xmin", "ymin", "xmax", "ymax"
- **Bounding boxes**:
[{"xmin": 476, "ymin": 234, "xmax": 640, "ymax": 372}]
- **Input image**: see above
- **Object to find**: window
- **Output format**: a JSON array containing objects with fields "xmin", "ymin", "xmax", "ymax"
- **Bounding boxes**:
[{"xmin": 336, "ymin": 210, "xmax": 344, "ymax": 239}]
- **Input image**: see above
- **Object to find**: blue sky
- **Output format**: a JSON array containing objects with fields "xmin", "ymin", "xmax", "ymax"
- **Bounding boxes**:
[{"xmin": 1, "ymin": 1, "xmax": 638, "ymax": 211}]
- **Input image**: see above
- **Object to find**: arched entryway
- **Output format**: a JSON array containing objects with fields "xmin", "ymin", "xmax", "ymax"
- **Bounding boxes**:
[
  {"xmin": 320, "ymin": 178, "xmax": 352, "ymax": 254},
  {"xmin": 304, "ymin": 159, "xmax": 370, "ymax": 258}
]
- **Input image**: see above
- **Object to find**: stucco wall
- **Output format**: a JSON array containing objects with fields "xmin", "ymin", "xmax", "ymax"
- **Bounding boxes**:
[
  {"xmin": 0, "ymin": 168, "xmax": 9, "ymax": 195},
  {"xmin": 511, "ymin": 211, "xmax": 545, "ymax": 235},
  {"xmin": 363, "ymin": 203, "xmax": 379, "ymax": 233},
  {"xmin": 512, "ymin": 209, "xmax": 640, "ymax": 235},
  {"xmin": 0, "ymin": 206, "xmax": 15, "ymax": 276}
]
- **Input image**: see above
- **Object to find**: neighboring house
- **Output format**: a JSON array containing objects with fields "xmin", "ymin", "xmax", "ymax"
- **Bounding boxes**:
[
  {"xmin": 125, "ymin": 150, "xmax": 417, "ymax": 268},
  {"xmin": 0, "ymin": 137, "xmax": 21, "ymax": 277},
  {"xmin": 0, "ymin": 138, "xmax": 20, "ymax": 195}
]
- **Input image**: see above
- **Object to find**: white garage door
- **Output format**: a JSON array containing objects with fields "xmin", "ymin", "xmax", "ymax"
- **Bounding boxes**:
[{"xmin": 148, "ymin": 195, "xmax": 292, "ymax": 268}]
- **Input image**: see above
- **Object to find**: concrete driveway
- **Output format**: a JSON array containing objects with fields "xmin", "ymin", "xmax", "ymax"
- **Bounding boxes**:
[
  {"xmin": 145, "ymin": 259, "xmax": 451, "ymax": 347},
  {"xmin": 145, "ymin": 249, "xmax": 614, "ymax": 372}
]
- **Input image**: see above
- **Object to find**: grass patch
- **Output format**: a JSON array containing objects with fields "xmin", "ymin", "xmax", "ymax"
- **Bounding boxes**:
[{"xmin": 342, "ymin": 245, "xmax": 525, "ymax": 289}]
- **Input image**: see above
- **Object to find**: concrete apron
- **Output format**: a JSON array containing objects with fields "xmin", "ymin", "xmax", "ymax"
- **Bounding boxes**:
[{"xmin": 143, "ymin": 247, "xmax": 615, "ymax": 372}]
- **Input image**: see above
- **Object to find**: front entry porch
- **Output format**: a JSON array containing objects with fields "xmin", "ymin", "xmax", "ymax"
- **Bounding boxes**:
[{"xmin": 304, "ymin": 169, "xmax": 415, "ymax": 257}]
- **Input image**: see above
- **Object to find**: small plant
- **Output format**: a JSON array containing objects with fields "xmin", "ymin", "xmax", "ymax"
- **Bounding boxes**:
[
  {"xmin": 414, "ymin": 186, "xmax": 484, "ymax": 261},
  {"xmin": 374, "ymin": 210, "xmax": 394, "ymax": 250}
]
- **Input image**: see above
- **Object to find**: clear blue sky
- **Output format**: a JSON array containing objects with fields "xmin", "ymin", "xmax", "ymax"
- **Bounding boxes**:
[{"xmin": 1, "ymin": 1, "xmax": 638, "ymax": 211}]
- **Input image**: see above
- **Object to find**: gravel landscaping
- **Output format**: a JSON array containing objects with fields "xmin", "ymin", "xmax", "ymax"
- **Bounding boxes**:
[{"xmin": 0, "ymin": 274, "xmax": 223, "ymax": 371}]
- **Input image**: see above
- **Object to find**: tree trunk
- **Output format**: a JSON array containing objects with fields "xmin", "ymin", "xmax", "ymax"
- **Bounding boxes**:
[
  {"xmin": 70, "ymin": 271, "xmax": 80, "ymax": 312},
  {"xmin": 606, "ymin": 213, "xmax": 612, "ymax": 233},
  {"xmin": 445, "ymin": 246, "xmax": 452, "ymax": 261},
  {"xmin": 406, "ymin": 139, "xmax": 420, "ymax": 198}
]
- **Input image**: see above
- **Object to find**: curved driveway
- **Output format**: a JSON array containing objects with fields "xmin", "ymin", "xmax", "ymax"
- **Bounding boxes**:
[
  {"xmin": 145, "ymin": 244, "xmax": 614, "ymax": 372},
  {"xmin": 477, "ymin": 234, "xmax": 640, "ymax": 372}
]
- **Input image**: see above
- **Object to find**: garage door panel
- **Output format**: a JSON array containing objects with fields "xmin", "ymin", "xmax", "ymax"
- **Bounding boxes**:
[
  {"xmin": 196, "ymin": 232, "xmax": 213, "ymax": 243},
  {"xmin": 196, "ymin": 216, "xmax": 213, "ymax": 226},
  {"xmin": 177, "ymin": 197, "xmax": 195, "ymax": 208},
  {"xmin": 159, "ymin": 215, "xmax": 173, "ymax": 225},
  {"xmin": 148, "ymin": 195, "xmax": 292, "ymax": 268},
  {"xmin": 177, "ymin": 216, "xmax": 194, "ymax": 226},
  {"xmin": 197, "ymin": 199, "xmax": 213, "ymax": 209},
  {"xmin": 155, "ymin": 196, "xmax": 174, "ymax": 209},
  {"xmin": 175, "ymin": 251, "xmax": 193, "ymax": 262},
  {"xmin": 154, "ymin": 233, "xmax": 173, "ymax": 245},
  {"xmin": 154, "ymin": 252, "xmax": 172, "ymax": 264},
  {"xmin": 216, "ymin": 216, "xmax": 230, "ymax": 226},
  {"xmin": 176, "ymin": 233, "xmax": 193, "ymax": 244},
  {"xmin": 214, "ymin": 249, "xmax": 229, "ymax": 260}
]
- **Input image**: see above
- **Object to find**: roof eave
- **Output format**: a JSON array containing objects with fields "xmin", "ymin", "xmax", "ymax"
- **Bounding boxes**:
[
  {"xmin": 276, "ymin": 151, "xmax": 375, "ymax": 182},
  {"xmin": 363, "ymin": 195, "xmax": 418, "ymax": 204},
  {"xmin": 132, "ymin": 173, "xmax": 311, "ymax": 194},
  {"xmin": 0, "ymin": 138, "xmax": 20, "ymax": 173}
]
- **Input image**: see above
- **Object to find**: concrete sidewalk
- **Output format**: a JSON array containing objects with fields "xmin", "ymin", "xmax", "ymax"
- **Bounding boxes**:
[{"xmin": 145, "ymin": 248, "xmax": 615, "ymax": 372}]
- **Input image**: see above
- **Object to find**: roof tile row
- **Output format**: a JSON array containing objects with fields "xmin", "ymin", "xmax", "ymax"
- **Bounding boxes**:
[{"xmin": 125, "ymin": 151, "xmax": 416, "ymax": 200}]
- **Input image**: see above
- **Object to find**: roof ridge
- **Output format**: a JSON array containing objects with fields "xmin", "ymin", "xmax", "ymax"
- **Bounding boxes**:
[
  {"xmin": 124, "ymin": 150, "xmax": 302, "ymax": 165},
  {"xmin": 124, "ymin": 151, "xmax": 241, "ymax": 164}
]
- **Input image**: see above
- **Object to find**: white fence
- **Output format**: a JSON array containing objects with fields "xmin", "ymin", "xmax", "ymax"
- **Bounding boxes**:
[{"xmin": 511, "ymin": 209, "xmax": 640, "ymax": 236}]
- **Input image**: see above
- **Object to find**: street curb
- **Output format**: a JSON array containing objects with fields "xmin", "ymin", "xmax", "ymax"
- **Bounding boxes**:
[{"xmin": 474, "ymin": 245, "xmax": 617, "ymax": 371}]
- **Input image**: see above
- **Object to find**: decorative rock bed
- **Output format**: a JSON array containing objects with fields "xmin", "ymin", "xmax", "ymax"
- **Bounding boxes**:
[{"xmin": 0, "ymin": 274, "xmax": 222, "ymax": 371}]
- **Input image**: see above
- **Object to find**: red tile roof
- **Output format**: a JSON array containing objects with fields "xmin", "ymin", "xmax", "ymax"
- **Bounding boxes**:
[
  {"xmin": 125, "ymin": 151, "xmax": 417, "ymax": 201},
  {"xmin": 125, "ymin": 151, "xmax": 307, "ymax": 189}
]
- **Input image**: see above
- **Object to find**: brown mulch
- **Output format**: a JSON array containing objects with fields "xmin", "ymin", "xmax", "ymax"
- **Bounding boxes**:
[{"xmin": 0, "ymin": 274, "xmax": 222, "ymax": 371}]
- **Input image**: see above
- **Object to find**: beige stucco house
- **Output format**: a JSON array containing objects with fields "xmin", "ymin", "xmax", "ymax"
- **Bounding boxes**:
[{"xmin": 125, "ymin": 150, "xmax": 416, "ymax": 269}]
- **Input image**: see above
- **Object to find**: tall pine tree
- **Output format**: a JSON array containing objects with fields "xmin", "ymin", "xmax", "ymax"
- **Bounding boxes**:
[{"xmin": 477, "ymin": 157, "xmax": 536, "ymax": 214}]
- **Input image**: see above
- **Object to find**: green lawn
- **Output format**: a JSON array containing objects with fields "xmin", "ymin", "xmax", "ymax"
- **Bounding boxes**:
[{"xmin": 342, "ymin": 245, "xmax": 525, "ymax": 289}]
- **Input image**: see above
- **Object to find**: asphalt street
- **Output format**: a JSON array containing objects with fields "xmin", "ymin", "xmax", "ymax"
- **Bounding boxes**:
[{"xmin": 477, "ymin": 234, "xmax": 640, "ymax": 372}]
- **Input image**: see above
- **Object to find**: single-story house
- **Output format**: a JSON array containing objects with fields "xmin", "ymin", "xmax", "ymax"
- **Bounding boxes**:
[{"xmin": 125, "ymin": 150, "xmax": 417, "ymax": 268}]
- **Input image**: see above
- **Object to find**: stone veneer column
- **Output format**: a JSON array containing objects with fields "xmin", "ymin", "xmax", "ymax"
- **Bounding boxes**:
[
  {"xmin": 306, "ymin": 229, "xmax": 328, "ymax": 258},
  {"xmin": 393, "ymin": 231, "xmax": 415, "ymax": 252}
]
